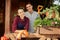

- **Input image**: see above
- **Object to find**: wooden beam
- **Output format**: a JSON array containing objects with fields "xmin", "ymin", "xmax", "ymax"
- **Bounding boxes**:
[{"xmin": 5, "ymin": 0, "xmax": 11, "ymax": 34}]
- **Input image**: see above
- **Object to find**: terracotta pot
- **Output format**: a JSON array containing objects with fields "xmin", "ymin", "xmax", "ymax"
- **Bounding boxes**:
[{"xmin": 1, "ymin": 35, "xmax": 9, "ymax": 40}]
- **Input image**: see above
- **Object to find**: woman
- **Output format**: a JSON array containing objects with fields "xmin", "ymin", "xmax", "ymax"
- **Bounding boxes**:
[
  {"xmin": 12, "ymin": 8, "xmax": 29, "ymax": 39},
  {"xmin": 1, "ymin": 8, "xmax": 29, "ymax": 40}
]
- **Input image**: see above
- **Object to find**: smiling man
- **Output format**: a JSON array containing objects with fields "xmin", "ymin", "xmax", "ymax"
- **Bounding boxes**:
[{"xmin": 25, "ymin": 3, "xmax": 39, "ymax": 33}]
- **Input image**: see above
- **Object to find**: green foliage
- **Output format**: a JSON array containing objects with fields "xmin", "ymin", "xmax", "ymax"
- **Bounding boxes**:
[
  {"xmin": 53, "ymin": 18, "xmax": 60, "ymax": 26},
  {"xmin": 34, "ymin": 17, "xmax": 60, "ymax": 27},
  {"xmin": 33, "ymin": 17, "xmax": 41, "ymax": 27},
  {"xmin": 34, "ymin": 5, "xmax": 60, "ymax": 27}
]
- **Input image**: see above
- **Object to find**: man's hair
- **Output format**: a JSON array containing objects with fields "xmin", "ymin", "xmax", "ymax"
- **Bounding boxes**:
[{"xmin": 26, "ymin": 3, "xmax": 32, "ymax": 6}]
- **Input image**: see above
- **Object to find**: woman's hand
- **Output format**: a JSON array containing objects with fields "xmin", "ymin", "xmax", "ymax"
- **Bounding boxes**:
[{"xmin": 14, "ymin": 30, "xmax": 25, "ymax": 33}]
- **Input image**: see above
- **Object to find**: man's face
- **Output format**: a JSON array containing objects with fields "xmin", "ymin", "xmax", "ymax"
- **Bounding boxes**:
[
  {"xmin": 18, "ymin": 9, "xmax": 25, "ymax": 16},
  {"xmin": 26, "ymin": 4, "xmax": 33, "ymax": 12}
]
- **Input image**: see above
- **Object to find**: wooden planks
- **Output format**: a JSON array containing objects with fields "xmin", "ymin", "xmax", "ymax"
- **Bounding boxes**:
[{"xmin": 40, "ymin": 27, "xmax": 60, "ymax": 34}]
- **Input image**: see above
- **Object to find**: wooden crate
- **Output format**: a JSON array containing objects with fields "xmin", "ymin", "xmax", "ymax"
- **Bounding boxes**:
[
  {"xmin": 39, "ymin": 27, "xmax": 60, "ymax": 40},
  {"xmin": 40, "ymin": 27, "xmax": 60, "ymax": 35}
]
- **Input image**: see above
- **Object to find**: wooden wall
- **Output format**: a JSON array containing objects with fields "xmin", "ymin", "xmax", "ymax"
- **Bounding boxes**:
[{"xmin": 0, "ymin": 0, "xmax": 5, "ymax": 37}]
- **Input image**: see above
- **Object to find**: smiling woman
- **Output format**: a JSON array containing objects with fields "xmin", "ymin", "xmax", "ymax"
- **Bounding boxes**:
[
  {"xmin": 11, "ymin": 8, "xmax": 29, "ymax": 40},
  {"xmin": 12, "ymin": 8, "xmax": 29, "ymax": 32}
]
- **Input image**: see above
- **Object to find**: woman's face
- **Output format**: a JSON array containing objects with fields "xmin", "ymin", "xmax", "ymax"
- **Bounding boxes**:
[{"xmin": 18, "ymin": 9, "xmax": 25, "ymax": 17}]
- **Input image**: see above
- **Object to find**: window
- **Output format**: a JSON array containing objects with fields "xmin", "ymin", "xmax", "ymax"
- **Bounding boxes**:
[{"xmin": 53, "ymin": 0, "xmax": 60, "ymax": 5}]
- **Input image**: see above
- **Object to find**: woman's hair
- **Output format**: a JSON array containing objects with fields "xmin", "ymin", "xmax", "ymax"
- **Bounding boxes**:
[
  {"xmin": 18, "ymin": 7, "xmax": 24, "ymax": 10},
  {"xmin": 18, "ymin": 7, "xmax": 24, "ymax": 13}
]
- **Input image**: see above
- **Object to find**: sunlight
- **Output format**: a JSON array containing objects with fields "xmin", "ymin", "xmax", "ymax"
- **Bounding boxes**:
[{"xmin": 53, "ymin": 0, "xmax": 60, "ymax": 5}]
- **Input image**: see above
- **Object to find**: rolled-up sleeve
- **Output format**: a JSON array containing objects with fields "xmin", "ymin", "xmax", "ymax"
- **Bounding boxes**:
[{"xmin": 12, "ymin": 17, "xmax": 18, "ymax": 32}]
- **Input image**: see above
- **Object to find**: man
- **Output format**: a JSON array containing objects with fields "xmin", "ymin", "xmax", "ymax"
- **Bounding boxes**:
[{"xmin": 25, "ymin": 3, "xmax": 39, "ymax": 33}]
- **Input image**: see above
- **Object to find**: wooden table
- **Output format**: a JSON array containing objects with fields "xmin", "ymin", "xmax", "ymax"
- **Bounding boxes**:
[
  {"xmin": 5, "ymin": 33, "xmax": 41, "ymax": 40},
  {"xmin": 5, "ymin": 27, "xmax": 60, "ymax": 40},
  {"xmin": 20, "ymin": 33, "xmax": 42, "ymax": 40}
]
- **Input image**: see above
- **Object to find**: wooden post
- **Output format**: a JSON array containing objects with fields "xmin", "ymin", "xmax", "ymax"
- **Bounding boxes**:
[{"xmin": 5, "ymin": 0, "xmax": 11, "ymax": 34}]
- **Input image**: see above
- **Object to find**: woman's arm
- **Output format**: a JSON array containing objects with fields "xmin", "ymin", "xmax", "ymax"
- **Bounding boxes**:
[
  {"xmin": 25, "ymin": 18, "xmax": 29, "ymax": 31},
  {"xmin": 12, "ymin": 17, "xmax": 18, "ymax": 32}
]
